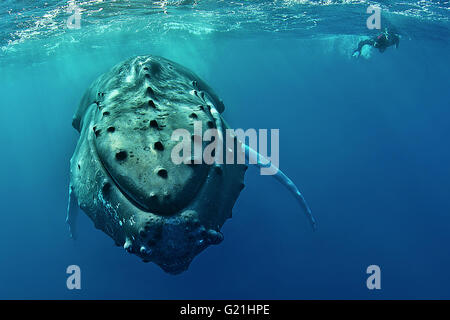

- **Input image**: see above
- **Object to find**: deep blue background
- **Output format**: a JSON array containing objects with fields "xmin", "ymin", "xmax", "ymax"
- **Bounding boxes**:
[{"xmin": 0, "ymin": 34, "xmax": 449, "ymax": 299}]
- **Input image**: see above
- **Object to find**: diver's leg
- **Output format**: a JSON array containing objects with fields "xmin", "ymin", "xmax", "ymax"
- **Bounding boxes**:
[{"xmin": 353, "ymin": 39, "xmax": 374, "ymax": 55}]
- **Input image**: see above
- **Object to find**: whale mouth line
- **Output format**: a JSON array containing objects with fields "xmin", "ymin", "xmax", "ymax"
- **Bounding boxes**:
[
  {"xmin": 97, "ymin": 150, "xmax": 207, "ymax": 217},
  {"xmin": 101, "ymin": 156, "xmax": 153, "ymax": 213}
]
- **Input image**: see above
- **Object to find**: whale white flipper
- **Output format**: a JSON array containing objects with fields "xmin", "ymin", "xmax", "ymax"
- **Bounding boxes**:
[
  {"xmin": 67, "ymin": 184, "xmax": 78, "ymax": 239},
  {"xmin": 243, "ymin": 143, "xmax": 317, "ymax": 230}
]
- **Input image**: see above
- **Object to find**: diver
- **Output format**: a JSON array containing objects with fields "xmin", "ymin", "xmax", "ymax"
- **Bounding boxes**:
[{"xmin": 353, "ymin": 28, "xmax": 400, "ymax": 57}]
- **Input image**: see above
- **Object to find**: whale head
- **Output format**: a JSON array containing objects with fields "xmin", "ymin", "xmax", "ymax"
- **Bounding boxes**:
[{"xmin": 69, "ymin": 55, "xmax": 246, "ymax": 274}]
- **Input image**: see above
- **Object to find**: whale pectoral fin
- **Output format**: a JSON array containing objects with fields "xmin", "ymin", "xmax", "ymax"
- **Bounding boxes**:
[
  {"xmin": 274, "ymin": 168, "xmax": 317, "ymax": 231},
  {"xmin": 67, "ymin": 184, "xmax": 78, "ymax": 239},
  {"xmin": 243, "ymin": 143, "xmax": 317, "ymax": 231}
]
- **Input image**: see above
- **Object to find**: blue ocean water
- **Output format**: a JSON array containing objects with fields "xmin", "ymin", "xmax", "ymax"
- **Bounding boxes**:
[{"xmin": 0, "ymin": 0, "xmax": 449, "ymax": 299}]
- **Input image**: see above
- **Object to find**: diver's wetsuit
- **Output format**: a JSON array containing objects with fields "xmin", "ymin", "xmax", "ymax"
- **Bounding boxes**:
[{"xmin": 353, "ymin": 30, "xmax": 400, "ymax": 56}]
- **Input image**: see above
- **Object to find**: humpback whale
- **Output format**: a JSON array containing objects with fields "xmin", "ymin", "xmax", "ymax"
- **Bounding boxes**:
[{"xmin": 68, "ymin": 55, "xmax": 315, "ymax": 274}]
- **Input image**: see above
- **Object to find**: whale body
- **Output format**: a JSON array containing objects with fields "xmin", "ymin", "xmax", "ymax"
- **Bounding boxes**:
[{"xmin": 68, "ymin": 55, "xmax": 314, "ymax": 274}]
